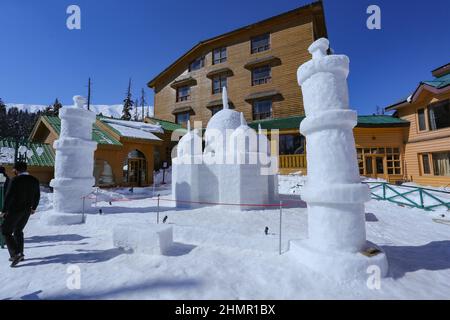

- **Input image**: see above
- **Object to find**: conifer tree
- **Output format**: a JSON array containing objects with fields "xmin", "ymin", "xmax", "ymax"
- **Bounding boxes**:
[{"xmin": 121, "ymin": 78, "xmax": 134, "ymax": 121}]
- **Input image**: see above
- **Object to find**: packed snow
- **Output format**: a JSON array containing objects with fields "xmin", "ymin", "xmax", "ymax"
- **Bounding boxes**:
[{"xmin": 0, "ymin": 175, "xmax": 449, "ymax": 300}]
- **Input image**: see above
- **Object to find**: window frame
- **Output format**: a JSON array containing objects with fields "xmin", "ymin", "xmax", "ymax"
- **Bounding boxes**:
[
  {"xmin": 251, "ymin": 65, "xmax": 272, "ymax": 86},
  {"xmin": 421, "ymin": 153, "xmax": 432, "ymax": 175},
  {"xmin": 175, "ymin": 112, "xmax": 190, "ymax": 125},
  {"xmin": 417, "ymin": 108, "xmax": 427, "ymax": 131},
  {"xmin": 189, "ymin": 56, "xmax": 205, "ymax": 72},
  {"xmin": 431, "ymin": 151, "xmax": 450, "ymax": 177},
  {"xmin": 210, "ymin": 105, "xmax": 223, "ymax": 116},
  {"xmin": 251, "ymin": 33, "xmax": 270, "ymax": 54},
  {"xmin": 252, "ymin": 99, "xmax": 272, "ymax": 120},
  {"xmin": 176, "ymin": 86, "xmax": 191, "ymax": 102},
  {"xmin": 212, "ymin": 74, "xmax": 227, "ymax": 94},
  {"xmin": 428, "ymin": 99, "xmax": 450, "ymax": 131},
  {"xmin": 212, "ymin": 47, "xmax": 227, "ymax": 65}
]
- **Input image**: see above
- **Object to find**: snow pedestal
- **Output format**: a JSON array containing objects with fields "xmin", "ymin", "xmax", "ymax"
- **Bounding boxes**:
[
  {"xmin": 289, "ymin": 38, "xmax": 388, "ymax": 281},
  {"xmin": 48, "ymin": 96, "xmax": 98, "ymax": 225},
  {"xmin": 113, "ymin": 224, "xmax": 173, "ymax": 255}
]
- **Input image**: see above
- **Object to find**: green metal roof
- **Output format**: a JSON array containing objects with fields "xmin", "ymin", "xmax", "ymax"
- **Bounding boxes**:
[
  {"xmin": 423, "ymin": 73, "xmax": 450, "ymax": 89},
  {"xmin": 0, "ymin": 139, "xmax": 55, "ymax": 167},
  {"xmin": 249, "ymin": 115, "xmax": 410, "ymax": 130},
  {"xmin": 43, "ymin": 116, "xmax": 122, "ymax": 146},
  {"xmin": 146, "ymin": 118, "xmax": 183, "ymax": 132}
]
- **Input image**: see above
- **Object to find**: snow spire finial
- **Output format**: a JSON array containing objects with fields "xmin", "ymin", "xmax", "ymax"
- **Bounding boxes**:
[
  {"xmin": 222, "ymin": 87, "xmax": 229, "ymax": 110},
  {"xmin": 187, "ymin": 120, "xmax": 191, "ymax": 132},
  {"xmin": 308, "ymin": 38, "xmax": 329, "ymax": 60},
  {"xmin": 240, "ymin": 112, "xmax": 247, "ymax": 127},
  {"xmin": 258, "ymin": 124, "xmax": 262, "ymax": 134}
]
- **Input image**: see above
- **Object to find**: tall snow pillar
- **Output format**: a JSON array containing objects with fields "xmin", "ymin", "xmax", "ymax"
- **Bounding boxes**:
[
  {"xmin": 290, "ymin": 38, "xmax": 388, "ymax": 280},
  {"xmin": 49, "ymin": 96, "xmax": 97, "ymax": 220}
]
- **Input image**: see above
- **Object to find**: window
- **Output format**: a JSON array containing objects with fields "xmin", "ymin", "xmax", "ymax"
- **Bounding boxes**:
[
  {"xmin": 175, "ymin": 112, "xmax": 190, "ymax": 125},
  {"xmin": 213, "ymin": 47, "xmax": 227, "ymax": 64},
  {"xmin": 210, "ymin": 106, "xmax": 222, "ymax": 116},
  {"xmin": 386, "ymin": 147, "xmax": 401, "ymax": 175},
  {"xmin": 428, "ymin": 99, "xmax": 450, "ymax": 130},
  {"xmin": 189, "ymin": 56, "xmax": 205, "ymax": 71},
  {"xmin": 251, "ymin": 34, "xmax": 270, "ymax": 53},
  {"xmin": 212, "ymin": 75, "xmax": 227, "ymax": 94},
  {"xmin": 252, "ymin": 65, "xmax": 271, "ymax": 86},
  {"xmin": 422, "ymin": 154, "xmax": 431, "ymax": 174},
  {"xmin": 357, "ymin": 149, "xmax": 364, "ymax": 174},
  {"xmin": 176, "ymin": 86, "xmax": 191, "ymax": 102},
  {"xmin": 252, "ymin": 100, "xmax": 272, "ymax": 120},
  {"xmin": 432, "ymin": 152, "xmax": 450, "ymax": 176},
  {"xmin": 279, "ymin": 134, "xmax": 305, "ymax": 155},
  {"xmin": 418, "ymin": 108, "xmax": 426, "ymax": 131}
]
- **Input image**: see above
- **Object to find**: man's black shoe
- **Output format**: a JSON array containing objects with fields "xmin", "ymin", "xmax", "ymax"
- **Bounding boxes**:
[
  {"xmin": 10, "ymin": 254, "xmax": 24, "ymax": 267},
  {"xmin": 9, "ymin": 254, "xmax": 24, "ymax": 262}
]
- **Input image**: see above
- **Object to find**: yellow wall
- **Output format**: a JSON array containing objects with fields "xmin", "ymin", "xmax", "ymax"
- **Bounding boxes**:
[{"xmin": 396, "ymin": 90, "xmax": 450, "ymax": 187}]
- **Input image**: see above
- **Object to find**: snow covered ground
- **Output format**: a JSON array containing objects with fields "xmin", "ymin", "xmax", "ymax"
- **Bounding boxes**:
[{"xmin": 1, "ymin": 175, "xmax": 450, "ymax": 300}]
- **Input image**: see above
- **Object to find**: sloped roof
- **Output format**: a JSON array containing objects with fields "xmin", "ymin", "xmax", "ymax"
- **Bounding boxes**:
[
  {"xmin": 386, "ymin": 65, "xmax": 450, "ymax": 111},
  {"xmin": 43, "ymin": 116, "xmax": 122, "ymax": 146},
  {"xmin": 423, "ymin": 73, "xmax": 450, "ymax": 89},
  {"xmin": 0, "ymin": 139, "xmax": 55, "ymax": 167},
  {"xmin": 249, "ymin": 115, "xmax": 409, "ymax": 130}
]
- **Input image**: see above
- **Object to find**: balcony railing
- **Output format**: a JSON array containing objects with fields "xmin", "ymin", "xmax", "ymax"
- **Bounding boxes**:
[{"xmin": 279, "ymin": 154, "xmax": 307, "ymax": 169}]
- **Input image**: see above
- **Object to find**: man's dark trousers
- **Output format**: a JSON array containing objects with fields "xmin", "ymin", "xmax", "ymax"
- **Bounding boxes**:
[{"xmin": 1, "ymin": 210, "xmax": 31, "ymax": 257}]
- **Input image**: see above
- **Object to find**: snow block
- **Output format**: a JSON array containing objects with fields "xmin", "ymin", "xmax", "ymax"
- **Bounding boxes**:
[
  {"xmin": 113, "ymin": 224, "xmax": 173, "ymax": 255},
  {"xmin": 44, "ymin": 212, "xmax": 85, "ymax": 226}
]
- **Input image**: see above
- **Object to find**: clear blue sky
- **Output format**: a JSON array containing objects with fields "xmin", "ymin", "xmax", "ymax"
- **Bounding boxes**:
[{"xmin": 0, "ymin": 0, "xmax": 449, "ymax": 115}]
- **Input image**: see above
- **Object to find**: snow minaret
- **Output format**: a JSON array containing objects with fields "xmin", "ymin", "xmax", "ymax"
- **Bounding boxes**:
[
  {"xmin": 50, "ymin": 95, "xmax": 98, "ymax": 218},
  {"xmin": 290, "ymin": 38, "xmax": 388, "ymax": 280}
]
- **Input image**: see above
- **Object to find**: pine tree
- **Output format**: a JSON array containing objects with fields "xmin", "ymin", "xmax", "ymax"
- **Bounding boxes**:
[
  {"xmin": 53, "ymin": 98, "xmax": 63, "ymax": 116},
  {"xmin": 43, "ymin": 98, "xmax": 63, "ymax": 116},
  {"xmin": 121, "ymin": 78, "xmax": 134, "ymax": 121},
  {"xmin": 133, "ymin": 98, "xmax": 139, "ymax": 121},
  {"xmin": 140, "ymin": 88, "xmax": 148, "ymax": 121}
]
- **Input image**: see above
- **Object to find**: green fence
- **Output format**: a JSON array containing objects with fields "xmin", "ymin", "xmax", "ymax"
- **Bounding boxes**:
[{"xmin": 364, "ymin": 182, "xmax": 450, "ymax": 211}]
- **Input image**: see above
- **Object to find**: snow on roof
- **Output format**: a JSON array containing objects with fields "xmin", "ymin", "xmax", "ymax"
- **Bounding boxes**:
[
  {"xmin": 107, "ymin": 123, "xmax": 162, "ymax": 141},
  {"xmin": 102, "ymin": 118, "xmax": 164, "ymax": 134}
]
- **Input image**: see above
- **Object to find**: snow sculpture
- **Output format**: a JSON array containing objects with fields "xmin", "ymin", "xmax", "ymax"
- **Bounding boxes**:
[
  {"xmin": 49, "ymin": 95, "xmax": 98, "ymax": 222},
  {"xmin": 172, "ymin": 89, "xmax": 278, "ymax": 210},
  {"xmin": 290, "ymin": 38, "xmax": 388, "ymax": 280}
]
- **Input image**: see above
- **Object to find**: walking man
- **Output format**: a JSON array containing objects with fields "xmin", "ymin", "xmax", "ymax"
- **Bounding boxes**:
[{"xmin": 0, "ymin": 162, "xmax": 40, "ymax": 267}]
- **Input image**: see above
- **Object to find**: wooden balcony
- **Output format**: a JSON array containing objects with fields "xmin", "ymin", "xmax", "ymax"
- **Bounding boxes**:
[{"xmin": 279, "ymin": 154, "xmax": 307, "ymax": 174}]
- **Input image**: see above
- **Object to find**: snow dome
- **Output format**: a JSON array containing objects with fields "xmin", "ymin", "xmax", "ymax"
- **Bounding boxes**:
[
  {"xmin": 177, "ymin": 121, "xmax": 202, "ymax": 158},
  {"xmin": 228, "ymin": 112, "xmax": 258, "ymax": 157},
  {"xmin": 204, "ymin": 87, "xmax": 241, "ymax": 157}
]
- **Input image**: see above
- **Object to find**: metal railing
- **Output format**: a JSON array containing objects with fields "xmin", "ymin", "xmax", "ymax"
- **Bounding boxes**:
[
  {"xmin": 279, "ymin": 154, "xmax": 307, "ymax": 169},
  {"xmin": 364, "ymin": 182, "xmax": 450, "ymax": 211}
]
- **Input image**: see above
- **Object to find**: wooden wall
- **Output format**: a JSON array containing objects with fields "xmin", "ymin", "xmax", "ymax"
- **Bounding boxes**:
[{"xmin": 397, "ymin": 91, "xmax": 450, "ymax": 187}]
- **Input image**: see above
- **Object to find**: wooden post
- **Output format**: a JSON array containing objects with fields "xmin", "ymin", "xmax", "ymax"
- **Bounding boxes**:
[
  {"xmin": 157, "ymin": 194, "xmax": 160, "ymax": 224},
  {"xmin": 279, "ymin": 200, "xmax": 283, "ymax": 255}
]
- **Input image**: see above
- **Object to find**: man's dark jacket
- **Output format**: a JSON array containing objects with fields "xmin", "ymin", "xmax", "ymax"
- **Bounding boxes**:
[{"xmin": 3, "ymin": 175, "xmax": 40, "ymax": 213}]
